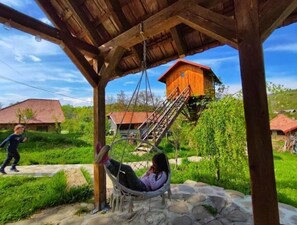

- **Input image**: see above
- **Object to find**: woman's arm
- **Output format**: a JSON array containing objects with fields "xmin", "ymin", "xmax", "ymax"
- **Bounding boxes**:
[{"xmin": 148, "ymin": 172, "xmax": 167, "ymax": 190}]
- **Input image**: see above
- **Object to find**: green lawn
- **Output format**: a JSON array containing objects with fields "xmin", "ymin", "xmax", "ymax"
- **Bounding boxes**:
[
  {"xmin": 0, "ymin": 171, "xmax": 93, "ymax": 225},
  {"xmin": 274, "ymin": 152, "xmax": 297, "ymax": 207}
]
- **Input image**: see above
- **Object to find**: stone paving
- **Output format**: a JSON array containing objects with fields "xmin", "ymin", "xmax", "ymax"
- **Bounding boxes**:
[{"xmin": 3, "ymin": 164, "xmax": 297, "ymax": 225}]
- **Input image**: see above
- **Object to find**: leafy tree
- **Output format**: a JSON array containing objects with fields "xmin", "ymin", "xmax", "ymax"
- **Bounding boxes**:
[
  {"xmin": 16, "ymin": 108, "xmax": 37, "ymax": 124},
  {"xmin": 190, "ymin": 96, "xmax": 247, "ymax": 181},
  {"xmin": 266, "ymin": 82, "xmax": 292, "ymax": 118}
]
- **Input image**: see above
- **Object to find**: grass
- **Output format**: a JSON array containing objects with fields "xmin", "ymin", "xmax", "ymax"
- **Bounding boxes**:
[
  {"xmin": 0, "ymin": 171, "xmax": 93, "ymax": 225},
  {"xmin": 274, "ymin": 152, "xmax": 297, "ymax": 207},
  {"xmin": 170, "ymin": 151, "xmax": 297, "ymax": 208}
]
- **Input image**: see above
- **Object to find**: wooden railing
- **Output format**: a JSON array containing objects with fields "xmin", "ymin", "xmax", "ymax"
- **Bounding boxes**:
[{"xmin": 136, "ymin": 86, "xmax": 191, "ymax": 152}]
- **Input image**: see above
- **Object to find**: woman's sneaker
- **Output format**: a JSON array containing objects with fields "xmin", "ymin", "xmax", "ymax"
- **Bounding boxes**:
[
  {"xmin": 0, "ymin": 168, "xmax": 7, "ymax": 174},
  {"xmin": 95, "ymin": 145, "xmax": 110, "ymax": 164}
]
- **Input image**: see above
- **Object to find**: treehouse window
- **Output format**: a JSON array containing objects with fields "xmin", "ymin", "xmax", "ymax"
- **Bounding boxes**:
[{"xmin": 180, "ymin": 71, "xmax": 185, "ymax": 78}]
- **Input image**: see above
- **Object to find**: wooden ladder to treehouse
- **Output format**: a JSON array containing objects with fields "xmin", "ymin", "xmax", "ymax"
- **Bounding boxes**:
[{"xmin": 136, "ymin": 86, "xmax": 191, "ymax": 152}]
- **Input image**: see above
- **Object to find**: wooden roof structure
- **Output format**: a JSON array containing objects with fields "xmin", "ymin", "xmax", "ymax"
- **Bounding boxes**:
[{"xmin": 1, "ymin": 1, "xmax": 297, "ymax": 224}]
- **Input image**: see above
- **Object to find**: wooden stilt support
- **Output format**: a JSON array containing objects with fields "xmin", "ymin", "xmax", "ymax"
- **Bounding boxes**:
[{"xmin": 234, "ymin": 0, "xmax": 280, "ymax": 224}]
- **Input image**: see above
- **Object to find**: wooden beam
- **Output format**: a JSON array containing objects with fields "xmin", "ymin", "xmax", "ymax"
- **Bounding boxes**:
[
  {"xmin": 170, "ymin": 25, "xmax": 187, "ymax": 58},
  {"xmin": 99, "ymin": 46, "xmax": 126, "ymax": 81},
  {"xmin": 93, "ymin": 80, "xmax": 108, "ymax": 212},
  {"xmin": 260, "ymin": 0, "xmax": 297, "ymax": 41},
  {"xmin": 0, "ymin": 3, "xmax": 99, "ymax": 57},
  {"xmin": 104, "ymin": 0, "xmax": 144, "ymax": 65},
  {"xmin": 63, "ymin": 42, "xmax": 99, "ymax": 87},
  {"xmin": 234, "ymin": 0, "xmax": 280, "ymax": 224},
  {"xmin": 98, "ymin": 0, "xmax": 201, "ymax": 52},
  {"xmin": 178, "ymin": 4, "xmax": 237, "ymax": 48},
  {"xmin": 159, "ymin": 0, "xmax": 187, "ymax": 58},
  {"xmin": 104, "ymin": 0, "xmax": 129, "ymax": 31},
  {"xmin": 67, "ymin": 1, "xmax": 102, "ymax": 46}
]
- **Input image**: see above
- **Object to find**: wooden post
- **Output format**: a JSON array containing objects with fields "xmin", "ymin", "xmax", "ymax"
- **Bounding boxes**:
[
  {"xmin": 93, "ymin": 79, "xmax": 107, "ymax": 212},
  {"xmin": 234, "ymin": 0, "xmax": 279, "ymax": 224}
]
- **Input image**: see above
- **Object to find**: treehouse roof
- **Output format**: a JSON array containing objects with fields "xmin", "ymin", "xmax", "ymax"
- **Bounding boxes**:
[{"xmin": 158, "ymin": 59, "xmax": 221, "ymax": 84}]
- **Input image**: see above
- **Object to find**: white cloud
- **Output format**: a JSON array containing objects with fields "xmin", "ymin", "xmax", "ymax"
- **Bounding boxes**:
[
  {"xmin": 265, "ymin": 43, "xmax": 297, "ymax": 53},
  {"xmin": 39, "ymin": 17, "xmax": 53, "ymax": 26},
  {"xmin": 0, "ymin": 0, "xmax": 32, "ymax": 8},
  {"xmin": 0, "ymin": 34, "xmax": 62, "ymax": 59},
  {"xmin": 29, "ymin": 55, "xmax": 41, "ymax": 62}
]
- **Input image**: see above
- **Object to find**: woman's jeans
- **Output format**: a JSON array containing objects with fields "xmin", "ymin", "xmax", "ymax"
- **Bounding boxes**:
[{"xmin": 107, "ymin": 159, "xmax": 147, "ymax": 191}]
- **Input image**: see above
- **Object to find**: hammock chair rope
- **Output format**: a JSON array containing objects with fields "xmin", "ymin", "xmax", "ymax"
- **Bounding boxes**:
[{"xmin": 105, "ymin": 23, "xmax": 171, "ymax": 212}]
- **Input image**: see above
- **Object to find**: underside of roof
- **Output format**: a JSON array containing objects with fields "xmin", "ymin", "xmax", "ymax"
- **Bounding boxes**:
[{"xmin": 1, "ymin": 0, "xmax": 296, "ymax": 87}]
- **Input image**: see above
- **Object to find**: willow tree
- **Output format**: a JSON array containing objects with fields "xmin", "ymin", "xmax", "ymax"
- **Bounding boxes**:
[{"xmin": 190, "ymin": 96, "xmax": 247, "ymax": 181}]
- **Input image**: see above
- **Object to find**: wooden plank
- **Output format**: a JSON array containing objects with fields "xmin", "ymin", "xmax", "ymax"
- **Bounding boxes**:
[
  {"xmin": 178, "ymin": 4, "xmax": 237, "ymax": 48},
  {"xmin": 103, "ymin": 0, "xmax": 143, "ymax": 65},
  {"xmin": 0, "ymin": 2, "xmax": 99, "ymax": 57},
  {"xmin": 234, "ymin": 0, "xmax": 280, "ymax": 224},
  {"xmin": 170, "ymin": 25, "xmax": 187, "ymax": 58},
  {"xmin": 260, "ymin": 0, "xmax": 297, "ymax": 41},
  {"xmin": 93, "ymin": 81, "xmax": 108, "ymax": 211},
  {"xmin": 98, "ymin": 0, "xmax": 201, "ymax": 52},
  {"xmin": 67, "ymin": 1, "xmax": 102, "ymax": 46},
  {"xmin": 63, "ymin": 42, "xmax": 99, "ymax": 87},
  {"xmin": 99, "ymin": 46, "xmax": 126, "ymax": 82}
]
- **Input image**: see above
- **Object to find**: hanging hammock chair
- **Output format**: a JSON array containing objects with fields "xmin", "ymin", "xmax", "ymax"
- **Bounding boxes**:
[
  {"xmin": 103, "ymin": 23, "xmax": 171, "ymax": 212},
  {"xmin": 105, "ymin": 138, "xmax": 171, "ymax": 212}
]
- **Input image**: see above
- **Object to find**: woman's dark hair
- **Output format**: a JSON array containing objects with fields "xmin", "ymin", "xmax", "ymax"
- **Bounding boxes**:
[{"xmin": 153, "ymin": 153, "xmax": 169, "ymax": 178}]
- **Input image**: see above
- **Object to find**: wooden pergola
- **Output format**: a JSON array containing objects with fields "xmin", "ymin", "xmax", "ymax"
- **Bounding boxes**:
[{"xmin": 1, "ymin": 0, "xmax": 296, "ymax": 224}]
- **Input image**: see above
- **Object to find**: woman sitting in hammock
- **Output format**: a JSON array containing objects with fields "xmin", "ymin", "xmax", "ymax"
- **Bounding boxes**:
[{"xmin": 96, "ymin": 145, "xmax": 169, "ymax": 192}]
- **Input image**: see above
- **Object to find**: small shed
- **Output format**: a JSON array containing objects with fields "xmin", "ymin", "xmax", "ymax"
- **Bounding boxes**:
[
  {"xmin": 0, "ymin": 99, "xmax": 65, "ymax": 132},
  {"xmin": 158, "ymin": 59, "xmax": 220, "ymax": 98},
  {"xmin": 270, "ymin": 114, "xmax": 297, "ymax": 136},
  {"xmin": 107, "ymin": 112, "xmax": 152, "ymax": 136}
]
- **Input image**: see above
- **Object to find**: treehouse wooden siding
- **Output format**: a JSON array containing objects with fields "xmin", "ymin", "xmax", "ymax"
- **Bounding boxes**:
[{"xmin": 158, "ymin": 59, "xmax": 219, "ymax": 98}]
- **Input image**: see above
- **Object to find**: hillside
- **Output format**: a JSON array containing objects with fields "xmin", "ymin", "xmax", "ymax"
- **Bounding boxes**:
[{"xmin": 268, "ymin": 89, "xmax": 297, "ymax": 119}]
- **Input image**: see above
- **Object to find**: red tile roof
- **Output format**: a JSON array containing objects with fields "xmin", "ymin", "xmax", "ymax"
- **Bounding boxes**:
[
  {"xmin": 0, "ymin": 99, "xmax": 65, "ymax": 124},
  {"xmin": 158, "ymin": 59, "xmax": 221, "ymax": 83},
  {"xmin": 270, "ymin": 114, "xmax": 297, "ymax": 134},
  {"xmin": 107, "ymin": 112, "xmax": 153, "ymax": 125}
]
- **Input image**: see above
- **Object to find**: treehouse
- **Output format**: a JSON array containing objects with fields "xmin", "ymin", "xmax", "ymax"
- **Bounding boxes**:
[
  {"xmin": 158, "ymin": 59, "xmax": 221, "ymax": 98},
  {"xmin": 158, "ymin": 59, "xmax": 221, "ymax": 121}
]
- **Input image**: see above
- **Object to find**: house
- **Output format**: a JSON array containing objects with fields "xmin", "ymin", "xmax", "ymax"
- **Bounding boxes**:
[
  {"xmin": 107, "ymin": 112, "xmax": 153, "ymax": 136},
  {"xmin": 270, "ymin": 114, "xmax": 297, "ymax": 137},
  {"xmin": 158, "ymin": 59, "xmax": 221, "ymax": 99},
  {"xmin": 0, "ymin": 99, "xmax": 65, "ymax": 132}
]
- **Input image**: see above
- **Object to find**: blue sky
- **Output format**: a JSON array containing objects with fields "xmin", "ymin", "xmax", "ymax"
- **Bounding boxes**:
[{"xmin": 0, "ymin": 0, "xmax": 296, "ymax": 108}]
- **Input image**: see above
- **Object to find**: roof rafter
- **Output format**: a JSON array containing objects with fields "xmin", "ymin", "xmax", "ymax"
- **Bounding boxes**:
[
  {"xmin": 67, "ymin": 1, "xmax": 102, "ymax": 46},
  {"xmin": 178, "ymin": 3, "xmax": 237, "ymax": 49},
  {"xmin": 104, "ymin": 0, "xmax": 144, "ymax": 65},
  {"xmin": 170, "ymin": 25, "xmax": 187, "ymax": 58},
  {"xmin": 0, "ymin": 2, "xmax": 99, "ymax": 57},
  {"xmin": 98, "ymin": 0, "xmax": 198, "ymax": 53},
  {"xmin": 99, "ymin": 46, "xmax": 125, "ymax": 82},
  {"xmin": 260, "ymin": 0, "xmax": 297, "ymax": 41},
  {"xmin": 63, "ymin": 41, "xmax": 99, "ymax": 87}
]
